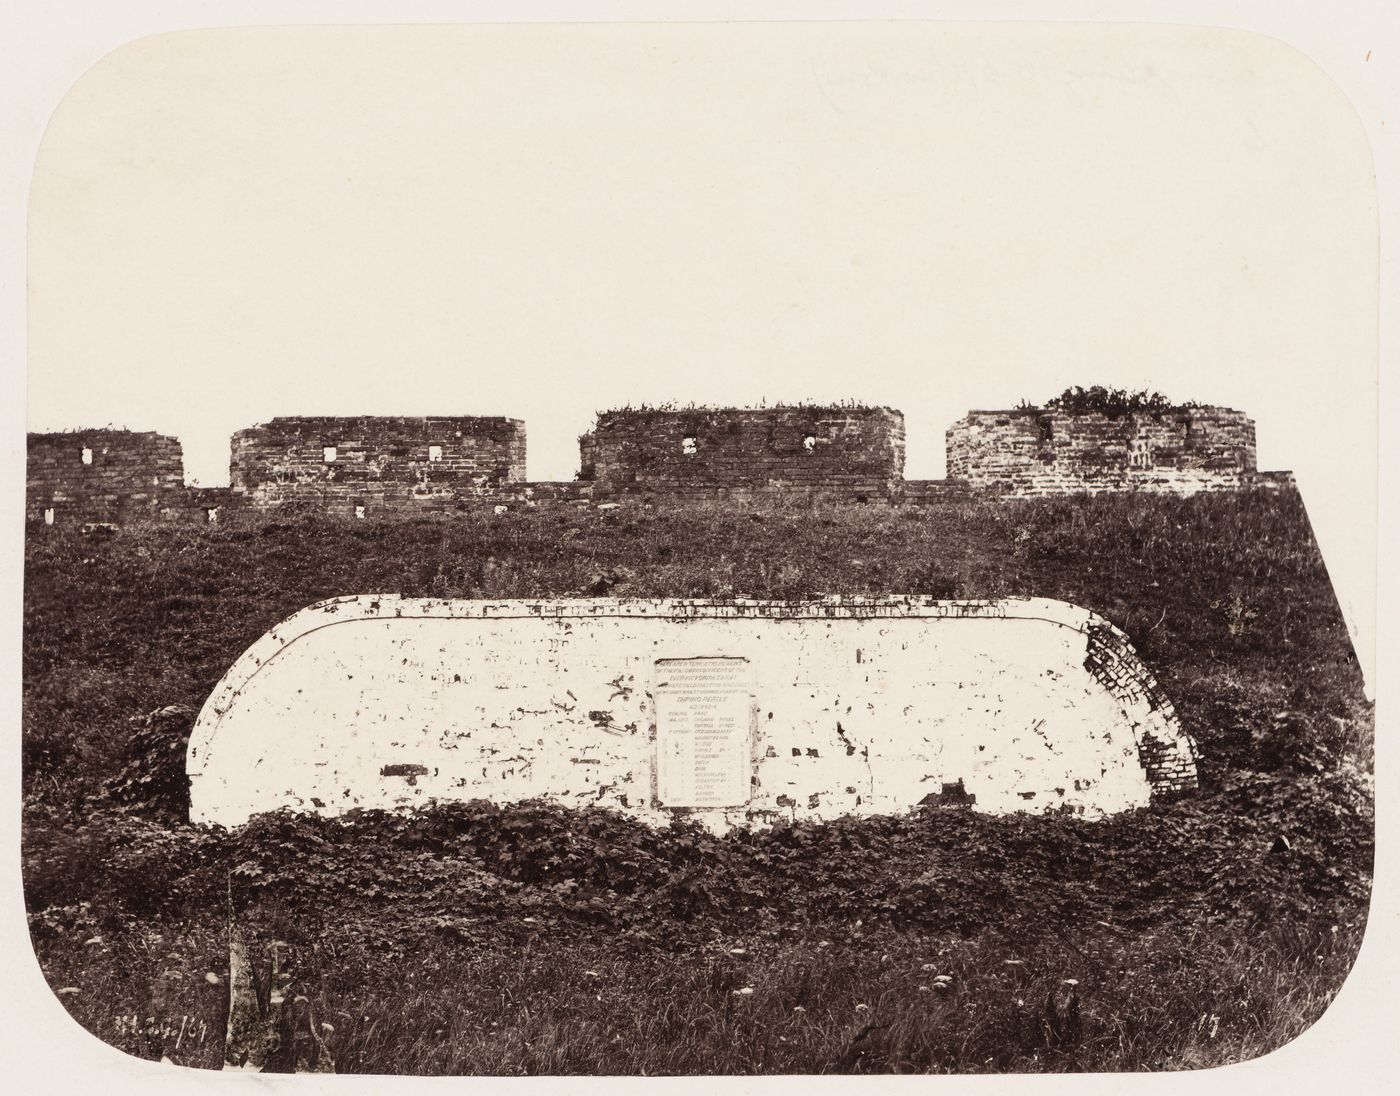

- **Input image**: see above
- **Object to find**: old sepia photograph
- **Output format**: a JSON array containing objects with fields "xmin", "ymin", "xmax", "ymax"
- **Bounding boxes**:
[{"xmin": 8, "ymin": 9, "xmax": 1385, "ymax": 1087}]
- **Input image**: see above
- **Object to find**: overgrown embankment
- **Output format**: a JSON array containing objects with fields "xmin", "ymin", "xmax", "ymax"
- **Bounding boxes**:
[{"xmin": 21, "ymin": 490, "xmax": 1373, "ymax": 1073}]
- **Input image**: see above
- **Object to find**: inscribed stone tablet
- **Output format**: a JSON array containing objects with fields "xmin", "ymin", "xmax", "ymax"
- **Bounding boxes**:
[{"xmin": 654, "ymin": 658, "xmax": 752, "ymax": 807}]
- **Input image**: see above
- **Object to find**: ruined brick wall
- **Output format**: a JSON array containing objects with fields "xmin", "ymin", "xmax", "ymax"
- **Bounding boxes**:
[
  {"xmin": 946, "ymin": 407, "xmax": 1257, "ymax": 496},
  {"xmin": 897, "ymin": 480, "xmax": 977, "ymax": 505},
  {"xmin": 230, "ymin": 417, "xmax": 527, "ymax": 515},
  {"xmin": 583, "ymin": 407, "xmax": 906, "ymax": 500},
  {"xmin": 28, "ymin": 402, "xmax": 1287, "ymax": 526},
  {"xmin": 180, "ymin": 487, "xmax": 239, "ymax": 525},
  {"xmin": 188, "ymin": 595, "xmax": 1197, "ymax": 830},
  {"xmin": 26, "ymin": 430, "xmax": 185, "ymax": 526},
  {"xmin": 578, "ymin": 431, "xmax": 597, "ymax": 481},
  {"xmin": 518, "ymin": 481, "xmax": 595, "ymax": 506}
]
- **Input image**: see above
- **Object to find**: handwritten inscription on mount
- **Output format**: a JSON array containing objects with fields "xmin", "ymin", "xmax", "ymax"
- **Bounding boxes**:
[{"xmin": 654, "ymin": 658, "xmax": 752, "ymax": 807}]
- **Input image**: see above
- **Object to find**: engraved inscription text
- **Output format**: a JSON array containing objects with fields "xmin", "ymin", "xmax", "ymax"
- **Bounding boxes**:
[{"xmin": 655, "ymin": 657, "xmax": 752, "ymax": 807}]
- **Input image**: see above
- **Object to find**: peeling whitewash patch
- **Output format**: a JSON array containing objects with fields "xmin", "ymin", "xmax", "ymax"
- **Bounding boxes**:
[{"xmin": 187, "ymin": 596, "xmax": 1197, "ymax": 830}]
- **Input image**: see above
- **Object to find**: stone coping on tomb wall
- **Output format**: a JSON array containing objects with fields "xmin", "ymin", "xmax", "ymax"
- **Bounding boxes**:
[{"xmin": 195, "ymin": 593, "xmax": 1176, "ymax": 720}]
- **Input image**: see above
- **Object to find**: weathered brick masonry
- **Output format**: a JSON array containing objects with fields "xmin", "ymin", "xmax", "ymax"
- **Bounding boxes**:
[
  {"xmin": 229, "ymin": 416, "xmax": 527, "ymax": 515},
  {"xmin": 945, "ymin": 406, "xmax": 1268, "ymax": 497},
  {"xmin": 1083, "ymin": 622, "xmax": 1198, "ymax": 796},
  {"xmin": 26, "ymin": 429, "xmax": 186, "ymax": 526},
  {"xmin": 26, "ymin": 401, "xmax": 1295, "ymax": 526},
  {"xmin": 897, "ymin": 479, "xmax": 978, "ymax": 505},
  {"xmin": 580, "ymin": 407, "xmax": 906, "ymax": 501}
]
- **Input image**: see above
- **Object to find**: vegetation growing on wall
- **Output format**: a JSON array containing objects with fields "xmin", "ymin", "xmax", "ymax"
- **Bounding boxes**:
[
  {"xmin": 600, "ymin": 398, "xmax": 887, "ymax": 414},
  {"xmin": 1030, "ymin": 386, "xmax": 1204, "ymax": 418}
]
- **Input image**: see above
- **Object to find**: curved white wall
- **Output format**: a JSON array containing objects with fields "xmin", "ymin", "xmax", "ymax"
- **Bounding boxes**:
[{"xmin": 187, "ymin": 596, "xmax": 1197, "ymax": 829}]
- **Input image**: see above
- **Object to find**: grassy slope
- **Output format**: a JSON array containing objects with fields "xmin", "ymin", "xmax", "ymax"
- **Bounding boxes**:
[{"xmin": 21, "ymin": 490, "xmax": 1373, "ymax": 1073}]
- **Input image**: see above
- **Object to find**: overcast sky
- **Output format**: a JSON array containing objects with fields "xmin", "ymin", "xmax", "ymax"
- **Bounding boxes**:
[{"xmin": 25, "ymin": 22, "xmax": 1376, "ymax": 678}]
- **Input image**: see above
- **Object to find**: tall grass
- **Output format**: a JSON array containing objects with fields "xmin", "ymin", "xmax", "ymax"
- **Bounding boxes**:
[{"xmin": 35, "ymin": 912, "xmax": 1366, "ymax": 1074}]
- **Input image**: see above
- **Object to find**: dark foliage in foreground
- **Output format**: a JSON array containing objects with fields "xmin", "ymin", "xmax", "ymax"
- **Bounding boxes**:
[
  {"xmin": 21, "ymin": 490, "xmax": 1372, "ymax": 1073},
  {"xmin": 26, "ymin": 773, "xmax": 1372, "ymax": 952}
]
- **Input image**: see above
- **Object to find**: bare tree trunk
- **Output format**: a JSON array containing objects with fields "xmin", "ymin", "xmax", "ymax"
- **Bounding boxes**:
[
  {"xmin": 223, "ymin": 920, "xmax": 274, "ymax": 1071},
  {"xmin": 222, "ymin": 889, "xmax": 334, "ymax": 1073}
]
